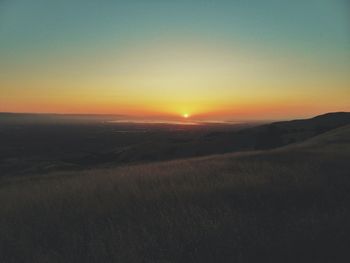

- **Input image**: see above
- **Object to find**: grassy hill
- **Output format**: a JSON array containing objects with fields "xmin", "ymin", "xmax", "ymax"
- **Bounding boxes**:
[{"xmin": 1, "ymin": 125, "xmax": 350, "ymax": 262}]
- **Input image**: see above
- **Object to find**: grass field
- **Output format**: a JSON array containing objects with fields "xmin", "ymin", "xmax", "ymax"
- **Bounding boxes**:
[{"xmin": 1, "ymin": 126, "xmax": 350, "ymax": 262}]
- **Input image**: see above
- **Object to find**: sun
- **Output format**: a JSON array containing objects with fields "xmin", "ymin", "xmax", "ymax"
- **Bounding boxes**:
[{"xmin": 183, "ymin": 113, "xmax": 190, "ymax": 119}]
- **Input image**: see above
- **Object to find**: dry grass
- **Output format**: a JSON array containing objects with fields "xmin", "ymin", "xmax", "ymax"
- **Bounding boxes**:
[{"xmin": 1, "ymin": 127, "xmax": 350, "ymax": 262}]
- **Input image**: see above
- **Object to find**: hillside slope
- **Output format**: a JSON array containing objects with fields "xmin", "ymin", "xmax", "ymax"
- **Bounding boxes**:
[
  {"xmin": 1, "ymin": 112, "xmax": 349, "ymax": 177},
  {"xmin": 98, "ymin": 112, "xmax": 350, "ymax": 163},
  {"xmin": 1, "ymin": 126, "xmax": 350, "ymax": 262}
]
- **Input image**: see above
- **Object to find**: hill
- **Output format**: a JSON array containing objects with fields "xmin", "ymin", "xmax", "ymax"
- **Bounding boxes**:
[
  {"xmin": 1, "ymin": 112, "xmax": 349, "ymax": 177},
  {"xmin": 95, "ymin": 111, "xmax": 350, "ymax": 163},
  {"xmin": 1, "ymin": 125, "xmax": 350, "ymax": 262}
]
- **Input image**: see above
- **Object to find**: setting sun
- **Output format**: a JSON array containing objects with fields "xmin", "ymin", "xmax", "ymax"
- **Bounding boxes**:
[
  {"xmin": 1, "ymin": 1, "xmax": 350, "ymax": 262},
  {"xmin": 0, "ymin": 0, "xmax": 348, "ymax": 120}
]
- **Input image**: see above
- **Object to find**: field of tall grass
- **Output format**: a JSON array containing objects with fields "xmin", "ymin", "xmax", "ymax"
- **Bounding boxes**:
[{"xmin": 1, "ymin": 126, "xmax": 350, "ymax": 262}]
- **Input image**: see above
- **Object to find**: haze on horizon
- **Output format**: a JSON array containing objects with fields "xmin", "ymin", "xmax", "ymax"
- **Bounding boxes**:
[{"xmin": 0, "ymin": 0, "xmax": 349, "ymax": 121}]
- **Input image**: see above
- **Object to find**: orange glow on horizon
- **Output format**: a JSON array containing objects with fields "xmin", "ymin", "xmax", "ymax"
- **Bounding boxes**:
[
  {"xmin": 1, "ymin": 95, "xmax": 348, "ymax": 122},
  {"xmin": 1, "ymin": 40, "xmax": 349, "ymax": 120}
]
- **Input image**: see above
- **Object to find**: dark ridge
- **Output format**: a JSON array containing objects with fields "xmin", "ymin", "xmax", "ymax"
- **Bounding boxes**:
[{"xmin": 1, "ymin": 112, "xmax": 349, "ymax": 176}]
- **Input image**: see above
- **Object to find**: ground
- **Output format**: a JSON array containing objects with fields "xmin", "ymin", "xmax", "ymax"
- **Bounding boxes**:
[{"xmin": 1, "ymin": 125, "xmax": 349, "ymax": 262}]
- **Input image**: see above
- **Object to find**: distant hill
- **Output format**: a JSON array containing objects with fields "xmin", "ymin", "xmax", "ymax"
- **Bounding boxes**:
[
  {"xmin": 250, "ymin": 111, "xmax": 350, "ymax": 149},
  {"xmin": 1, "ymin": 112, "xmax": 349, "ymax": 176},
  {"xmin": 103, "ymin": 112, "xmax": 350, "ymax": 163}
]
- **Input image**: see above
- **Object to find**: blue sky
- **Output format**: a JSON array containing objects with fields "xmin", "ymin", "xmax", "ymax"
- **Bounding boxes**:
[
  {"xmin": 1, "ymin": 0, "xmax": 348, "ymax": 59},
  {"xmin": 0, "ymin": 0, "xmax": 349, "ymax": 118}
]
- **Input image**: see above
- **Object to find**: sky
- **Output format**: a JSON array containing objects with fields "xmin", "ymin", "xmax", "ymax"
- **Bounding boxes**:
[{"xmin": 0, "ymin": 0, "xmax": 349, "ymax": 120}]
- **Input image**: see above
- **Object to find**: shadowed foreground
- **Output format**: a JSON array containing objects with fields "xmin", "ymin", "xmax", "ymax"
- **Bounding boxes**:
[{"xmin": 1, "ymin": 126, "xmax": 350, "ymax": 262}]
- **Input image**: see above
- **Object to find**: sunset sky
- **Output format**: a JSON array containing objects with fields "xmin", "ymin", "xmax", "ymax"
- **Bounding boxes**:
[{"xmin": 0, "ymin": 0, "xmax": 349, "ymax": 120}]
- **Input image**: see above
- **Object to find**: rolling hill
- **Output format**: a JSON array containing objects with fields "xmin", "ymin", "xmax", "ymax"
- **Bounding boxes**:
[
  {"xmin": 1, "ymin": 112, "xmax": 349, "ymax": 177},
  {"xmin": 1, "ymin": 124, "xmax": 350, "ymax": 262},
  {"xmin": 89, "ymin": 112, "xmax": 350, "ymax": 164}
]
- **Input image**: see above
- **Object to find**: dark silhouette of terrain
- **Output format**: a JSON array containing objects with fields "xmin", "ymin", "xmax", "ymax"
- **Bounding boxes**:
[
  {"xmin": 70, "ymin": 112, "xmax": 350, "ymax": 162},
  {"xmin": 193, "ymin": 112, "xmax": 350, "ymax": 152},
  {"xmin": 1, "ymin": 123, "xmax": 350, "ymax": 262},
  {"xmin": 1, "ymin": 112, "xmax": 349, "ymax": 176}
]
